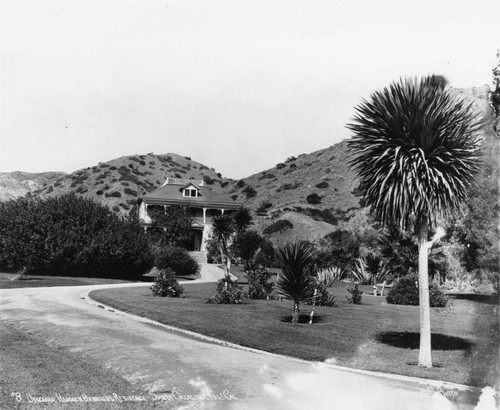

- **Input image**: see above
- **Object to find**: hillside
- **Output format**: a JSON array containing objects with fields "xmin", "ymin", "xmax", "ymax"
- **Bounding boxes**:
[
  {"xmin": 1, "ymin": 85, "xmax": 494, "ymax": 244},
  {"xmin": 0, "ymin": 171, "xmax": 66, "ymax": 202},
  {"xmin": 34, "ymin": 153, "xmax": 230, "ymax": 214}
]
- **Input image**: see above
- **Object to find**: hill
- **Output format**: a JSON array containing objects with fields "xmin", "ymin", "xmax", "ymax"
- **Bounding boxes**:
[
  {"xmin": 33, "ymin": 153, "xmax": 230, "ymax": 214},
  {"xmin": 1, "ymin": 85, "xmax": 495, "ymax": 244},
  {"xmin": 0, "ymin": 171, "xmax": 66, "ymax": 202}
]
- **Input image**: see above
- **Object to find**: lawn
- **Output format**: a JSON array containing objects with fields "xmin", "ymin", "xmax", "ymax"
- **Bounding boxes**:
[
  {"xmin": 0, "ymin": 322, "xmax": 154, "ymax": 409},
  {"xmin": 89, "ymin": 281, "xmax": 499, "ymax": 388},
  {"xmin": 0, "ymin": 272, "xmax": 146, "ymax": 289}
]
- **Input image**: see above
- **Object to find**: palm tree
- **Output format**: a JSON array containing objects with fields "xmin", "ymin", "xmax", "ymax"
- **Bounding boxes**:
[
  {"xmin": 276, "ymin": 241, "xmax": 315, "ymax": 324},
  {"xmin": 347, "ymin": 75, "xmax": 481, "ymax": 367},
  {"xmin": 211, "ymin": 214, "xmax": 235, "ymax": 277}
]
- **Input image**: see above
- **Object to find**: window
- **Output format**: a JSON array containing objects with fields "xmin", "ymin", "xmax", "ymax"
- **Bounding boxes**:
[{"xmin": 183, "ymin": 188, "xmax": 198, "ymax": 198}]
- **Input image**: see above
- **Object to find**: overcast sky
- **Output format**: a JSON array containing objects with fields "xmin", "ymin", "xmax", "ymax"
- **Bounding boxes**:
[{"xmin": 0, "ymin": 0, "xmax": 498, "ymax": 179}]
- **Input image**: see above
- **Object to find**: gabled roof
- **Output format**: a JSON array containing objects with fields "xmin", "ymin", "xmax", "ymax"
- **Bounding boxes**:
[{"xmin": 141, "ymin": 179, "xmax": 239, "ymax": 209}]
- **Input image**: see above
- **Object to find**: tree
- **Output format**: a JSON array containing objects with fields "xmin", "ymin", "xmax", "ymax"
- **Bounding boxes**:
[
  {"xmin": 233, "ymin": 206, "xmax": 253, "ymax": 237},
  {"xmin": 230, "ymin": 230, "xmax": 264, "ymax": 268},
  {"xmin": 276, "ymin": 241, "xmax": 315, "ymax": 323},
  {"xmin": 211, "ymin": 214, "xmax": 235, "ymax": 277},
  {"xmin": 147, "ymin": 205, "xmax": 192, "ymax": 248},
  {"xmin": 347, "ymin": 75, "xmax": 482, "ymax": 367}
]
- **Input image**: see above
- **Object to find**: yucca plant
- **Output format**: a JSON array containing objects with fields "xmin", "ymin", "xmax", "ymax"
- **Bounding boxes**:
[
  {"xmin": 350, "ymin": 258, "xmax": 372, "ymax": 285},
  {"xmin": 316, "ymin": 266, "xmax": 348, "ymax": 286},
  {"xmin": 364, "ymin": 252, "xmax": 390, "ymax": 284},
  {"xmin": 276, "ymin": 241, "xmax": 315, "ymax": 323},
  {"xmin": 211, "ymin": 214, "xmax": 235, "ymax": 277},
  {"xmin": 347, "ymin": 75, "xmax": 482, "ymax": 367}
]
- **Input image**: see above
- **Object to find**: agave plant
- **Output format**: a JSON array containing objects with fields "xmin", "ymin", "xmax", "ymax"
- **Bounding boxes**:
[
  {"xmin": 350, "ymin": 258, "xmax": 372, "ymax": 285},
  {"xmin": 347, "ymin": 75, "xmax": 482, "ymax": 367},
  {"xmin": 276, "ymin": 241, "xmax": 315, "ymax": 324},
  {"xmin": 364, "ymin": 252, "xmax": 390, "ymax": 284},
  {"xmin": 316, "ymin": 266, "xmax": 348, "ymax": 286}
]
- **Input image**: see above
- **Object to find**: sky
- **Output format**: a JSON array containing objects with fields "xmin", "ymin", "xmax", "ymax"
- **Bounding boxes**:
[{"xmin": 0, "ymin": 0, "xmax": 498, "ymax": 179}]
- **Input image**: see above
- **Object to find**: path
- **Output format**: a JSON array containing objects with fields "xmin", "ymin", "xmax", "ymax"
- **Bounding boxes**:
[{"xmin": 0, "ymin": 265, "xmax": 492, "ymax": 409}]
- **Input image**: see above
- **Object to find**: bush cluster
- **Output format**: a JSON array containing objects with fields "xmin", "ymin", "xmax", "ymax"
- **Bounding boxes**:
[
  {"xmin": 386, "ymin": 274, "xmax": 448, "ymax": 307},
  {"xmin": 0, "ymin": 194, "xmax": 153, "ymax": 279},
  {"xmin": 346, "ymin": 284, "xmax": 363, "ymax": 304},
  {"xmin": 308, "ymin": 280, "xmax": 337, "ymax": 307},
  {"xmin": 154, "ymin": 246, "xmax": 200, "ymax": 277},
  {"xmin": 151, "ymin": 268, "xmax": 184, "ymax": 297},
  {"xmin": 246, "ymin": 268, "xmax": 275, "ymax": 299},
  {"xmin": 206, "ymin": 277, "xmax": 244, "ymax": 304}
]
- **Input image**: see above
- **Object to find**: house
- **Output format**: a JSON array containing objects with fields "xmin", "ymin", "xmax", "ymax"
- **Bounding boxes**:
[{"xmin": 133, "ymin": 178, "xmax": 239, "ymax": 252}]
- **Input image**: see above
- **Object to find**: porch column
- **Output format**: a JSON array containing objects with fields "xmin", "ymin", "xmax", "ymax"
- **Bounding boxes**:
[{"xmin": 203, "ymin": 208, "xmax": 207, "ymax": 224}]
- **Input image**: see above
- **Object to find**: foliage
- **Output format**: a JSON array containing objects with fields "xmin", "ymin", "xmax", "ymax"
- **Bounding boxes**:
[
  {"xmin": 306, "ymin": 193, "xmax": 322, "ymax": 204},
  {"xmin": 151, "ymin": 268, "xmax": 184, "ymax": 297},
  {"xmin": 276, "ymin": 241, "xmax": 315, "ymax": 323},
  {"xmin": 243, "ymin": 186, "xmax": 257, "ymax": 198},
  {"xmin": 313, "ymin": 230, "xmax": 360, "ymax": 275},
  {"xmin": 379, "ymin": 226, "xmax": 418, "ymax": 279},
  {"xmin": 347, "ymin": 75, "xmax": 482, "ymax": 230},
  {"xmin": 315, "ymin": 181, "xmax": 329, "ymax": 189},
  {"xmin": 307, "ymin": 278, "xmax": 337, "ymax": 307},
  {"xmin": 346, "ymin": 284, "xmax": 363, "ymax": 304},
  {"xmin": 230, "ymin": 230, "xmax": 263, "ymax": 266},
  {"xmin": 245, "ymin": 267, "xmax": 275, "ymax": 299},
  {"xmin": 232, "ymin": 206, "xmax": 253, "ymax": 236},
  {"xmin": 316, "ymin": 266, "xmax": 348, "ymax": 285},
  {"xmin": 0, "ymin": 194, "xmax": 153, "ymax": 279},
  {"xmin": 262, "ymin": 219, "xmax": 293, "ymax": 235},
  {"xmin": 205, "ymin": 236, "xmax": 222, "ymax": 264},
  {"xmin": 364, "ymin": 252, "xmax": 390, "ymax": 284},
  {"xmin": 386, "ymin": 274, "xmax": 448, "ymax": 307},
  {"xmin": 147, "ymin": 205, "xmax": 193, "ymax": 247},
  {"xmin": 350, "ymin": 258, "xmax": 373, "ymax": 285},
  {"xmin": 154, "ymin": 246, "xmax": 200, "ymax": 277},
  {"xmin": 206, "ymin": 277, "xmax": 244, "ymax": 304},
  {"xmin": 253, "ymin": 238, "xmax": 279, "ymax": 268},
  {"xmin": 211, "ymin": 214, "xmax": 235, "ymax": 276}
]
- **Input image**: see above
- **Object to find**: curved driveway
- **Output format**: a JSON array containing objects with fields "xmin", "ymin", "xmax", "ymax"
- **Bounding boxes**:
[{"xmin": 0, "ymin": 265, "xmax": 489, "ymax": 410}]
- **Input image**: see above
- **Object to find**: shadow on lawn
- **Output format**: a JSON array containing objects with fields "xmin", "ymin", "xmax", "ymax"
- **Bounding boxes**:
[
  {"xmin": 376, "ymin": 331, "xmax": 475, "ymax": 351},
  {"xmin": 281, "ymin": 314, "xmax": 326, "ymax": 324}
]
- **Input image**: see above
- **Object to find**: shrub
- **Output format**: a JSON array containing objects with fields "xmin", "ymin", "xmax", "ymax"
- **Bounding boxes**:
[
  {"xmin": 306, "ymin": 193, "xmax": 322, "ymax": 204},
  {"xmin": 203, "ymin": 175, "xmax": 216, "ymax": 185},
  {"xmin": 346, "ymin": 284, "xmax": 363, "ymax": 304},
  {"xmin": 154, "ymin": 246, "xmax": 200, "ymax": 277},
  {"xmin": 96, "ymin": 190, "xmax": 104, "ymax": 195},
  {"xmin": 151, "ymin": 268, "xmax": 184, "ymax": 297},
  {"xmin": 105, "ymin": 191, "xmax": 122, "ymax": 198},
  {"xmin": 236, "ymin": 180, "xmax": 246, "ymax": 188},
  {"xmin": 276, "ymin": 182, "xmax": 302, "ymax": 192},
  {"xmin": 124, "ymin": 187, "xmax": 137, "ymax": 196},
  {"xmin": 276, "ymin": 163, "xmax": 286, "ymax": 169},
  {"xmin": 0, "ymin": 194, "xmax": 153, "ymax": 279},
  {"xmin": 386, "ymin": 274, "xmax": 448, "ymax": 307},
  {"xmin": 307, "ymin": 279, "xmax": 337, "ymax": 307},
  {"xmin": 231, "ymin": 230, "xmax": 263, "ymax": 264},
  {"xmin": 262, "ymin": 219, "xmax": 293, "ymax": 235},
  {"xmin": 285, "ymin": 156, "xmax": 296, "ymax": 163},
  {"xmin": 315, "ymin": 181, "xmax": 329, "ymax": 189},
  {"xmin": 246, "ymin": 267, "xmax": 275, "ymax": 299},
  {"xmin": 206, "ymin": 277, "xmax": 244, "ymax": 304},
  {"xmin": 243, "ymin": 186, "xmax": 257, "ymax": 198}
]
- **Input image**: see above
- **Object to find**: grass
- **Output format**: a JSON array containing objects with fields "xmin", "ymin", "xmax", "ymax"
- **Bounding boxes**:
[
  {"xmin": 0, "ymin": 272, "xmax": 147, "ymax": 289},
  {"xmin": 0, "ymin": 322, "xmax": 153, "ymax": 409},
  {"xmin": 89, "ymin": 281, "xmax": 499, "ymax": 388}
]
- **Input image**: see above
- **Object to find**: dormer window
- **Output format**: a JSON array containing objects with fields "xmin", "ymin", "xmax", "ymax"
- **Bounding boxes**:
[{"xmin": 183, "ymin": 187, "xmax": 198, "ymax": 198}]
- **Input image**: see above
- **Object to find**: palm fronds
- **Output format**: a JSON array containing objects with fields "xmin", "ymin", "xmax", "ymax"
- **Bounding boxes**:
[
  {"xmin": 347, "ymin": 75, "xmax": 482, "ymax": 230},
  {"xmin": 350, "ymin": 258, "xmax": 372, "ymax": 285},
  {"xmin": 276, "ymin": 241, "xmax": 315, "ymax": 323}
]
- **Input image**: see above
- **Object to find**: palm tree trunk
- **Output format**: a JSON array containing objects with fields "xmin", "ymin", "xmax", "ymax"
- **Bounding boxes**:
[
  {"xmin": 417, "ymin": 221, "xmax": 432, "ymax": 368},
  {"xmin": 292, "ymin": 301, "xmax": 300, "ymax": 324},
  {"xmin": 218, "ymin": 242, "xmax": 229, "ymax": 277}
]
